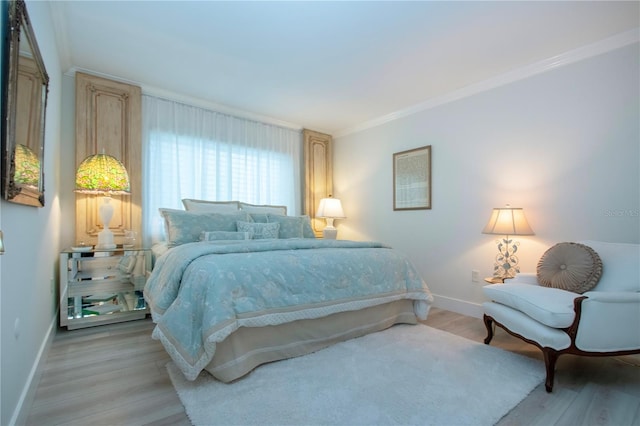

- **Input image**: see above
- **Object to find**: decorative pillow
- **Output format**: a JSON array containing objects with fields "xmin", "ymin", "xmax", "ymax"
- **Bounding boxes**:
[
  {"xmin": 537, "ymin": 242, "xmax": 603, "ymax": 294},
  {"xmin": 265, "ymin": 214, "xmax": 304, "ymax": 239},
  {"xmin": 182, "ymin": 199, "xmax": 240, "ymax": 213},
  {"xmin": 200, "ymin": 231, "xmax": 250, "ymax": 241},
  {"xmin": 262, "ymin": 214, "xmax": 316, "ymax": 239},
  {"xmin": 239, "ymin": 202, "xmax": 287, "ymax": 216},
  {"xmin": 237, "ymin": 221, "xmax": 280, "ymax": 239},
  {"xmin": 159, "ymin": 209, "xmax": 251, "ymax": 248},
  {"xmin": 248, "ymin": 214, "xmax": 314, "ymax": 238}
]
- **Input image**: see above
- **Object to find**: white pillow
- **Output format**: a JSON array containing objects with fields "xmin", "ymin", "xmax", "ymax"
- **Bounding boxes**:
[{"xmin": 182, "ymin": 199, "xmax": 240, "ymax": 213}]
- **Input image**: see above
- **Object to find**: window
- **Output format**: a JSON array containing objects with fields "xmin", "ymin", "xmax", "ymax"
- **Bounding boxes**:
[{"xmin": 142, "ymin": 95, "xmax": 302, "ymax": 243}]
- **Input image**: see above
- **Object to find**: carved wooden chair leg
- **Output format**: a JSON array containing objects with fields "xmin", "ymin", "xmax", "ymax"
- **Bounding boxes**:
[
  {"xmin": 542, "ymin": 348, "xmax": 559, "ymax": 393},
  {"xmin": 483, "ymin": 314, "xmax": 494, "ymax": 345}
]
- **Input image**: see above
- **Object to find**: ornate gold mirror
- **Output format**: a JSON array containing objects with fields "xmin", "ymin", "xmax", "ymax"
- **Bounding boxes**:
[{"xmin": 2, "ymin": 0, "xmax": 49, "ymax": 207}]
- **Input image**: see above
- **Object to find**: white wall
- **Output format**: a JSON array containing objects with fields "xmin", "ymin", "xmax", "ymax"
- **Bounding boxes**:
[
  {"xmin": 0, "ymin": 1, "xmax": 62, "ymax": 424},
  {"xmin": 0, "ymin": 4, "xmax": 635, "ymax": 421},
  {"xmin": 334, "ymin": 43, "xmax": 639, "ymax": 316}
]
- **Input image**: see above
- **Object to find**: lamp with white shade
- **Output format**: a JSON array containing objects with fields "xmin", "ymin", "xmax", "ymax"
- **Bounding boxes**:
[
  {"xmin": 75, "ymin": 152, "xmax": 130, "ymax": 249},
  {"xmin": 482, "ymin": 205, "xmax": 534, "ymax": 280},
  {"xmin": 316, "ymin": 196, "xmax": 346, "ymax": 240}
]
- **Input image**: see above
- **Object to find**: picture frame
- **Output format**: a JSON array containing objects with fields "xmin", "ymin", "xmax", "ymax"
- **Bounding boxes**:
[{"xmin": 393, "ymin": 145, "xmax": 431, "ymax": 210}]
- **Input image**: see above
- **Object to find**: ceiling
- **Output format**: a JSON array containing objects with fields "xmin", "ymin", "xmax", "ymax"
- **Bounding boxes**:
[{"xmin": 49, "ymin": 1, "xmax": 639, "ymax": 135}]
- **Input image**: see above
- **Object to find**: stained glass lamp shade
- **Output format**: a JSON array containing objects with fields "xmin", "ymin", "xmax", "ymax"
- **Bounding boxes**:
[
  {"xmin": 316, "ymin": 197, "xmax": 346, "ymax": 240},
  {"xmin": 75, "ymin": 153, "xmax": 130, "ymax": 249},
  {"xmin": 14, "ymin": 144, "xmax": 40, "ymax": 187},
  {"xmin": 482, "ymin": 205, "xmax": 534, "ymax": 279}
]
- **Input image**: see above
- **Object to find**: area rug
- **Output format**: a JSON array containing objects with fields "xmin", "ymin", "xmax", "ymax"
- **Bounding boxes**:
[{"xmin": 167, "ymin": 324, "xmax": 544, "ymax": 426}]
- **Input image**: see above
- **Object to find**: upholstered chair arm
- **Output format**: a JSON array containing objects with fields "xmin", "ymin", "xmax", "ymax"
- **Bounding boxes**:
[
  {"xmin": 574, "ymin": 291, "xmax": 640, "ymax": 352},
  {"xmin": 509, "ymin": 272, "xmax": 539, "ymax": 285},
  {"xmin": 582, "ymin": 291, "xmax": 640, "ymax": 303}
]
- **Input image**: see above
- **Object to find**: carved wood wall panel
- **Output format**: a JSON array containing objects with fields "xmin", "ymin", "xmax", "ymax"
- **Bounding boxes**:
[
  {"xmin": 75, "ymin": 72, "xmax": 142, "ymax": 246},
  {"xmin": 16, "ymin": 56, "xmax": 43, "ymax": 156},
  {"xmin": 303, "ymin": 129, "xmax": 333, "ymax": 237}
]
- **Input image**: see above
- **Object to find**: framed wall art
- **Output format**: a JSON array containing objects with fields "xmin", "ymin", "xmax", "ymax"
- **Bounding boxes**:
[{"xmin": 393, "ymin": 145, "xmax": 431, "ymax": 210}]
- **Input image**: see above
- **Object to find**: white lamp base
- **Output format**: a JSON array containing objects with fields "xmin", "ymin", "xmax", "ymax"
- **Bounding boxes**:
[
  {"xmin": 96, "ymin": 196, "xmax": 117, "ymax": 249},
  {"xmin": 96, "ymin": 229, "xmax": 116, "ymax": 249},
  {"xmin": 323, "ymin": 226, "xmax": 338, "ymax": 240}
]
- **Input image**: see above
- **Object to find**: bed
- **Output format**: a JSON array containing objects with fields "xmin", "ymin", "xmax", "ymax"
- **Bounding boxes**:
[{"xmin": 144, "ymin": 202, "xmax": 433, "ymax": 382}]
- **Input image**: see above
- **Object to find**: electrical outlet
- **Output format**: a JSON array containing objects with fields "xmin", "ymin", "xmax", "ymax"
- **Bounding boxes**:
[{"xmin": 471, "ymin": 270, "xmax": 480, "ymax": 283}]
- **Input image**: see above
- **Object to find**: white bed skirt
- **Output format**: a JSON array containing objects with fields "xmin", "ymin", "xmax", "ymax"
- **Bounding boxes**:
[{"xmin": 206, "ymin": 299, "xmax": 418, "ymax": 382}]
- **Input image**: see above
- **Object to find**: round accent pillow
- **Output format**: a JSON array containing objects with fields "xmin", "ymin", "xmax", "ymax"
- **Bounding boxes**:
[{"xmin": 536, "ymin": 242, "xmax": 602, "ymax": 293}]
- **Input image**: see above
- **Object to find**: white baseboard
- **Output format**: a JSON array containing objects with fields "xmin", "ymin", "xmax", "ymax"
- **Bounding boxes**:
[
  {"xmin": 10, "ymin": 313, "xmax": 58, "ymax": 426},
  {"xmin": 431, "ymin": 294, "xmax": 484, "ymax": 319}
]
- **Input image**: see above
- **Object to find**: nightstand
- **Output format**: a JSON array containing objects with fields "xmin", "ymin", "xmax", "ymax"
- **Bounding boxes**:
[{"xmin": 59, "ymin": 246, "xmax": 151, "ymax": 329}]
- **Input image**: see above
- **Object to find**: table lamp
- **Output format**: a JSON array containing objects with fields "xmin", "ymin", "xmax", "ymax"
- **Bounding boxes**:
[
  {"xmin": 75, "ymin": 152, "xmax": 130, "ymax": 249},
  {"xmin": 316, "ymin": 196, "xmax": 346, "ymax": 239},
  {"xmin": 482, "ymin": 204, "xmax": 534, "ymax": 279}
]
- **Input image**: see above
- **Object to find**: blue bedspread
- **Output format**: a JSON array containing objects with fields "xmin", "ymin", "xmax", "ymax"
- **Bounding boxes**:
[{"xmin": 145, "ymin": 239, "xmax": 433, "ymax": 380}]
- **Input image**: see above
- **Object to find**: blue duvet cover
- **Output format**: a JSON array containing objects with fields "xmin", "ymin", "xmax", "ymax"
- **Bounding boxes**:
[{"xmin": 145, "ymin": 239, "xmax": 433, "ymax": 380}]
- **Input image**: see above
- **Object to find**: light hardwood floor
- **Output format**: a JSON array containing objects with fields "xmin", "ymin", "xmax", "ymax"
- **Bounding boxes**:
[{"xmin": 26, "ymin": 308, "xmax": 640, "ymax": 425}]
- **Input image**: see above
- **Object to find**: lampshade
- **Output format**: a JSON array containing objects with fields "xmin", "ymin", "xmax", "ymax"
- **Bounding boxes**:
[
  {"xmin": 316, "ymin": 197, "xmax": 346, "ymax": 219},
  {"xmin": 75, "ymin": 153, "xmax": 130, "ymax": 194},
  {"xmin": 13, "ymin": 144, "xmax": 40, "ymax": 187},
  {"xmin": 482, "ymin": 206, "xmax": 534, "ymax": 236}
]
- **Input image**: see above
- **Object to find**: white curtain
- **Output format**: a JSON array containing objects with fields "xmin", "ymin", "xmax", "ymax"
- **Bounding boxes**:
[{"xmin": 142, "ymin": 95, "xmax": 302, "ymax": 244}]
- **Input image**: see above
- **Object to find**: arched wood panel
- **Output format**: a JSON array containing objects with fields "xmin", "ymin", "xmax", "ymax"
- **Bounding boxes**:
[{"xmin": 303, "ymin": 129, "xmax": 333, "ymax": 237}]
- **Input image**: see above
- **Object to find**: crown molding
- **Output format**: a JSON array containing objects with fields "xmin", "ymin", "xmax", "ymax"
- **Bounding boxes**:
[
  {"xmin": 63, "ymin": 67, "xmax": 304, "ymax": 131},
  {"xmin": 335, "ymin": 28, "xmax": 640, "ymax": 139},
  {"xmin": 140, "ymin": 86, "xmax": 304, "ymax": 131}
]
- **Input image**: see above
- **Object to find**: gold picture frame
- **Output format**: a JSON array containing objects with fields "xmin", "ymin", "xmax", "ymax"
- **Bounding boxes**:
[{"xmin": 393, "ymin": 145, "xmax": 431, "ymax": 211}]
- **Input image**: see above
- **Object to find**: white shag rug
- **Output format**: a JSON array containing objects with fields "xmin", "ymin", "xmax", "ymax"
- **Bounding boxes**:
[{"xmin": 167, "ymin": 324, "xmax": 544, "ymax": 426}]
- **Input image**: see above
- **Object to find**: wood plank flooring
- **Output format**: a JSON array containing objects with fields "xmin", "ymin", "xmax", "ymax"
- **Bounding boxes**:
[{"xmin": 26, "ymin": 308, "xmax": 640, "ymax": 425}]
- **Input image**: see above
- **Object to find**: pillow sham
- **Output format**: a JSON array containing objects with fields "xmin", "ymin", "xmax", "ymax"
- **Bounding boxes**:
[
  {"xmin": 159, "ymin": 209, "xmax": 251, "ymax": 247},
  {"xmin": 239, "ymin": 202, "xmax": 287, "ymax": 216},
  {"xmin": 237, "ymin": 221, "xmax": 280, "ymax": 239},
  {"xmin": 264, "ymin": 214, "xmax": 308, "ymax": 239},
  {"xmin": 249, "ymin": 213, "xmax": 269, "ymax": 223},
  {"xmin": 200, "ymin": 231, "xmax": 250, "ymax": 241},
  {"xmin": 300, "ymin": 215, "xmax": 316, "ymax": 239},
  {"xmin": 182, "ymin": 199, "xmax": 240, "ymax": 213}
]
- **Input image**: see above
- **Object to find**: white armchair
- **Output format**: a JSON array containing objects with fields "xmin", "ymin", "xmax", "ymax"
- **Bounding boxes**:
[{"xmin": 482, "ymin": 240, "xmax": 640, "ymax": 392}]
